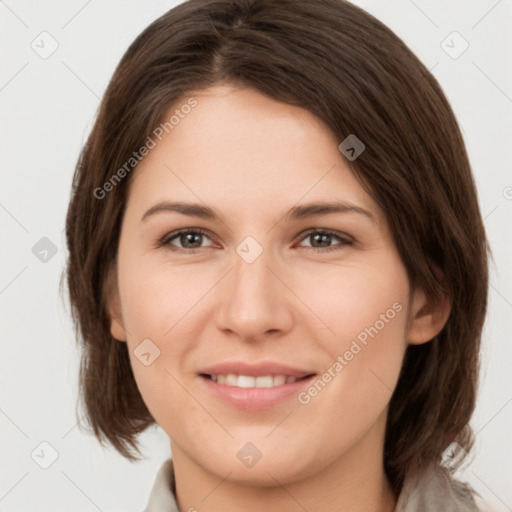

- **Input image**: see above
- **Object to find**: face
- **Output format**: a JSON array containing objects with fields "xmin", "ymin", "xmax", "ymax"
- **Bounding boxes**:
[{"xmin": 109, "ymin": 84, "xmax": 443, "ymax": 485}]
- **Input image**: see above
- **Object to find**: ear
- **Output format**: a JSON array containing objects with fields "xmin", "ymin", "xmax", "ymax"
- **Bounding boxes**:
[
  {"xmin": 407, "ymin": 283, "xmax": 451, "ymax": 346},
  {"xmin": 105, "ymin": 265, "xmax": 128, "ymax": 342}
]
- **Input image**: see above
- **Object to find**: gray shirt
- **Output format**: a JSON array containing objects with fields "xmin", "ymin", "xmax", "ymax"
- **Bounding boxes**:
[{"xmin": 142, "ymin": 458, "xmax": 480, "ymax": 511}]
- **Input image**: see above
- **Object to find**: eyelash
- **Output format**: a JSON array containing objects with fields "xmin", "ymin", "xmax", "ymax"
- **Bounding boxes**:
[{"xmin": 157, "ymin": 228, "xmax": 353, "ymax": 254}]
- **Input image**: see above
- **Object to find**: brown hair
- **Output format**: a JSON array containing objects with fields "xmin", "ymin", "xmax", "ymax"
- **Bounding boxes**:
[{"xmin": 64, "ymin": 0, "xmax": 489, "ymax": 493}]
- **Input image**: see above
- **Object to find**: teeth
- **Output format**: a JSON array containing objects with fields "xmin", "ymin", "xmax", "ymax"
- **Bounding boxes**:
[
  {"xmin": 255, "ymin": 376, "xmax": 273, "ymax": 387},
  {"xmin": 226, "ymin": 374, "xmax": 238, "ymax": 386},
  {"xmin": 208, "ymin": 374, "xmax": 303, "ymax": 388},
  {"xmin": 238, "ymin": 375, "xmax": 255, "ymax": 388},
  {"xmin": 273, "ymin": 375, "xmax": 286, "ymax": 386}
]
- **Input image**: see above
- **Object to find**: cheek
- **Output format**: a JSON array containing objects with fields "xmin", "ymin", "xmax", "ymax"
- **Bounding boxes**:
[
  {"xmin": 298, "ymin": 260, "xmax": 409, "ymax": 409},
  {"xmin": 118, "ymin": 259, "xmax": 206, "ymax": 338},
  {"xmin": 116, "ymin": 260, "xmax": 215, "ymax": 423},
  {"xmin": 301, "ymin": 260, "xmax": 409, "ymax": 348}
]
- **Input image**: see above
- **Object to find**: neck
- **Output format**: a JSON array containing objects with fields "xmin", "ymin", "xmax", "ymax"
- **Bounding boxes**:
[{"xmin": 170, "ymin": 415, "xmax": 397, "ymax": 512}]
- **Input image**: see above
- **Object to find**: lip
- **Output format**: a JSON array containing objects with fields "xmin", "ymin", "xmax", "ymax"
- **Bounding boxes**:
[
  {"xmin": 199, "ymin": 361, "xmax": 314, "ymax": 378},
  {"xmin": 198, "ymin": 361, "xmax": 316, "ymax": 411}
]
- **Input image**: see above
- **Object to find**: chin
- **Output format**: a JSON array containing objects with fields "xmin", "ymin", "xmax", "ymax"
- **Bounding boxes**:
[{"xmin": 189, "ymin": 439, "xmax": 325, "ymax": 487}]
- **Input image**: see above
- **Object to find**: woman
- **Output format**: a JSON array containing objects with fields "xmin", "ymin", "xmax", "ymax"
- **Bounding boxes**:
[{"xmin": 64, "ymin": 0, "xmax": 489, "ymax": 510}]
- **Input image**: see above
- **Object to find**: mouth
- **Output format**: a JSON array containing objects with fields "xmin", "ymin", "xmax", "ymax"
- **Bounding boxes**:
[
  {"xmin": 197, "ymin": 362, "xmax": 316, "ymax": 410},
  {"xmin": 200, "ymin": 373, "xmax": 313, "ymax": 388}
]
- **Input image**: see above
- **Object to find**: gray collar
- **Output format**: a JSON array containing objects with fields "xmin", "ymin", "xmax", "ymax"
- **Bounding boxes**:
[
  {"xmin": 143, "ymin": 458, "xmax": 479, "ymax": 512},
  {"xmin": 395, "ymin": 463, "xmax": 480, "ymax": 511}
]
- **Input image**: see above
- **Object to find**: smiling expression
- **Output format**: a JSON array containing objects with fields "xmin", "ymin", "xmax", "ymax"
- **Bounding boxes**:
[{"xmin": 108, "ymin": 83, "xmax": 429, "ymax": 485}]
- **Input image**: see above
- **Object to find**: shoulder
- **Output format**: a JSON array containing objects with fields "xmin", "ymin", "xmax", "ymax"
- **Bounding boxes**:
[
  {"xmin": 395, "ymin": 464, "xmax": 482, "ymax": 512},
  {"xmin": 141, "ymin": 458, "xmax": 179, "ymax": 512}
]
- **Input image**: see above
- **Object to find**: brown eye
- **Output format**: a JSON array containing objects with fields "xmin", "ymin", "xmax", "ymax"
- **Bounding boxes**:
[
  {"xmin": 159, "ymin": 229, "xmax": 214, "ymax": 251},
  {"xmin": 298, "ymin": 229, "xmax": 353, "ymax": 252}
]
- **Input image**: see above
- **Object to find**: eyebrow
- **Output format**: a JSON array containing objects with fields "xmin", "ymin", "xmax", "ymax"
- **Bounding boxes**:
[{"xmin": 141, "ymin": 200, "xmax": 378, "ymax": 224}]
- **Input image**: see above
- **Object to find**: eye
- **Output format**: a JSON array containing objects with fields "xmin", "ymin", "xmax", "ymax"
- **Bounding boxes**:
[
  {"xmin": 158, "ymin": 228, "xmax": 214, "ymax": 251},
  {"xmin": 297, "ymin": 229, "xmax": 353, "ymax": 252},
  {"xmin": 158, "ymin": 228, "xmax": 353, "ymax": 253}
]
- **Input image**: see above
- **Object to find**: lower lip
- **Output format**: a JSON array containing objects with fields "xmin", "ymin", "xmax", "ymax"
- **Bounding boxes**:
[{"xmin": 199, "ymin": 375, "xmax": 316, "ymax": 410}]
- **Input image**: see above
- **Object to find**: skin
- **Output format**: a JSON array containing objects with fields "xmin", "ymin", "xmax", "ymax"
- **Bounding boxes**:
[{"xmin": 108, "ymin": 84, "xmax": 450, "ymax": 512}]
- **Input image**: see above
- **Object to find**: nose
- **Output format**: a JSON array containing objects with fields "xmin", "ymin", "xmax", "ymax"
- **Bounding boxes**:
[{"xmin": 214, "ymin": 241, "xmax": 294, "ymax": 342}]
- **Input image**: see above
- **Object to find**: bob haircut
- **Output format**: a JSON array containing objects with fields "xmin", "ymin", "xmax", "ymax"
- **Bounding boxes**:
[{"xmin": 64, "ymin": 0, "xmax": 489, "ymax": 493}]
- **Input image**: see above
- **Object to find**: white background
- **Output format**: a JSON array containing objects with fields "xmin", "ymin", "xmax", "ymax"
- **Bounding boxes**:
[{"xmin": 1, "ymin": 0, "xmax": 511, "ymax": 510}]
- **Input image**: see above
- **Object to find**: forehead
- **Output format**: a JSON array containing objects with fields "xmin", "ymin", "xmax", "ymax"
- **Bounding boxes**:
[{"xmin": 128, "ymin": 85, "xmax": 381, "ymax": 224}]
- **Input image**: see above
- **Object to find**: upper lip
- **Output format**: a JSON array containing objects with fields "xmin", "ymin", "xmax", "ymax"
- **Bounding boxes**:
[{"xmin": 199, "ymin": 361, "xmax": 316, "ymax": 378}]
